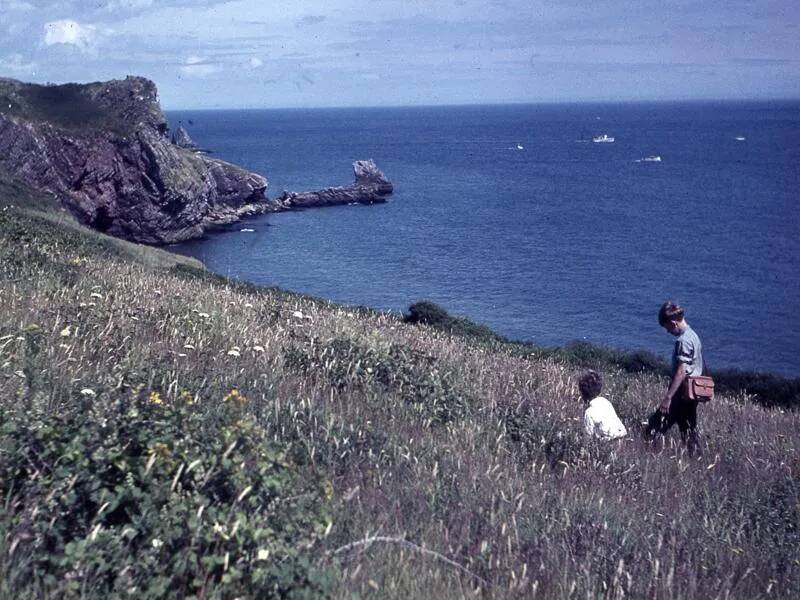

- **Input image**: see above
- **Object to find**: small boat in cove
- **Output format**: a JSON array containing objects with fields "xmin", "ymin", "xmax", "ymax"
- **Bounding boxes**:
[
  {"xmin": 592, "ymin": 133, "xmax": 615, "ymax": 143},
  {"xmin": 638, "ymin": 155, "xmax": 662, "ymax": 162}
]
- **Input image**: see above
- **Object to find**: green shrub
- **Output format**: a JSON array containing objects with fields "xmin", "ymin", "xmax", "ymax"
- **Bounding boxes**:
[
  {"xmin": 0, "ymin": 390, "xmax": 332, "ymax": 598},
  {"xmin": 404, "ymin": 301, "xmax": 504, "ymax": 344}
]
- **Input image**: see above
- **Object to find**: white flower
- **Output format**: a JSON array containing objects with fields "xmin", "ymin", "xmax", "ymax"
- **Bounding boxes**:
[
  {"xmin": 90, "ymin": 292, "xmax": 103, "ymax": 299},
  {"xmin": 80, "ymin": 388, "xmax": 96, "ymax": 396},
  {"xmin": 227, "ymin": 349, "xmax": 241, "ymax": 357},
  {"xmin": 253, "ymin": 345, "xmax": 265, "ymax": 353},
  {"xmin": 198, "ymin": 312, "xmax": 210, "ymax": 319},
  {"xmin": 257, "ymin": 549, "xmax": 270, "ymax": 560},
  {"xmin": 59, "ymin": 325, "xmax": 71, "ymax": 337},
  {"xmin": 244, "ymin": 303, "xmax": 253, "ymax": 308},
  {"xmin": 184, "ymin": 344, "xmax": 195, "ymax": 350},
  {"xmin": 292, "ymin": 310, "xmax": 304, "ymax": 319},
  {"xmin": 151, "ymin": 538, "xmax": 163, "ymax": 549}
]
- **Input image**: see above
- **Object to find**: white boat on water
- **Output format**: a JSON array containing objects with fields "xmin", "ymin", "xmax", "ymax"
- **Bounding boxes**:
[
  {"xmin": 516, "ymin": 143, "xmax": 524, "ymax": 150},
  {"xmin": 735, "ymin": 136, "xmax": 746, "ymax": 141},
  {"xmin": 640, "ymin": 155, "xmax": 662, "ymax": 162},
  {"xmin": 593, "ymin": 134, "xmax": 615, "ymax": 143}
]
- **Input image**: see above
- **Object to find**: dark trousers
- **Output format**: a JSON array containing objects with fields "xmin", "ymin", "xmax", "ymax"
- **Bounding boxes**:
[{"xmin": 646, "ymin": 398, "xmax": 699, "ymax": 447}]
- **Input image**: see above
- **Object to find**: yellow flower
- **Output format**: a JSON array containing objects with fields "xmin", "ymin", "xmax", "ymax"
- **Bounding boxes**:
[
  {"xmin": 322, "ymin": 480, "xmax": 334, "ymax": 501},
  {"xmin": 149, "ymin": 391, "xmax": 163, "ymax": 405},
  {"xmin": 178, "ymin": 390, "xmax": 195, "ymax": 405},
  {"xmin": 149, "ymin": 442, "xmax": 170, "ymax": 459},
  {"xmin": 223, "ymin": 389, "xmax": 247, "ymax": 405}
]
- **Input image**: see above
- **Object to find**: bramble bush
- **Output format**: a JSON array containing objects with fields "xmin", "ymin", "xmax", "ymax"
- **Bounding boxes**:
[{"xmin": 0, "ymin": 388, "xmax": 332, "ymax": 598}]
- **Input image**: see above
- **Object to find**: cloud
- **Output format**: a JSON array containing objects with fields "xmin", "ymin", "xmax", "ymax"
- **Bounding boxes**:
[
  {"xmin": 179, "ymin": 55, "xmax": 220, "ymax": 77},
  {"xmin": 0, "ymin": 1, "xmax": 35, "ymax": 10},
  {"xmin": 296, "ymin": 15, "xmax": 326, "ymax": 28},
  {"xmin": 0, "ymin": 52, "xmax": 37, "ymax": 74},
  {"xmin": 43, "ymin": 19, "xmax": 96, "ymax": 51}
]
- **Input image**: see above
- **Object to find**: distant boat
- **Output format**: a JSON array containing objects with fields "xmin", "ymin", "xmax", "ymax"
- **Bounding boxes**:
[
  {"xmin": 592, "ymin": 134, "xmax": 615, "ymax": 143},
  {"xmin": 735, "ymin": 136, "xmax": 746, "ymax": 141},
  {"xmin": 639, "ymin": 155, "xmax": 662, "ymax": 162},
  {"xmin": 240, "ymin": 228, "xmax": 255, "ymax": 232},
  {"xmin": 516, "ymin": 143, "xmax": 524, "ymax": 150}
]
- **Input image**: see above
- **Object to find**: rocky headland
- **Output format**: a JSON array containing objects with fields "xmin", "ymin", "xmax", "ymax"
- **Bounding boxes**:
[{"xmin": 0, "ymin": 76, "xmax": 393, "ymax": 244}]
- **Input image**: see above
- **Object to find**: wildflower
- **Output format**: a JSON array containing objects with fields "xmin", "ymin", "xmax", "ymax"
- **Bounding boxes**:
[
  {"xmin": 253, "ymin": 345, "xmax": 264, "ymax": 353},
  {"xmin": 149, "ymin": 442, "xmax": 170, "ymax": 459},
  {"xmin": 59, "ymin": 325, "xmax": 71, "ymax": 337},
  {"xmin": 224, "ymin": 389, "xmax": 247, "ymax": 405},
  {"xmin": 227, "ymin": 348, "xmax": 241, "ymax": 357},
  {"xmin": 292, "ymin": 310, "xmax": 304, "ymax": 319},
  {"xmin": 198, "ymin": 312, "xmax": 210, "ymax": 319},
  {"xmin": 184, "ymin": 344, "xmax": 195, "ymax": 350},
  {"xmin": 90, "ymin": 292, "xmax": 103, "ymax": 299},
  {"xmin": 178, "ymin": 390, "xmax": 195, "ymax": 405},
  {"xmin": 257, "ymin": 549, "xmax": 270, "ymax": 561},
  {"xmin": 149, "ymin": 391, "xmax": 163, "ymax": 405},
  {"xmin": 80, "ymin": 388, "xmax": 96, "ymax": 396},
  {"xmin": 245, "ymin": 303, "xmax": 253, "ymax": 308},
  {"xmin": 151, "ymin": 538, "xmax": 163, "ymax": 549},
  {"xmin": 323, "ymin": 480, "xmax": 334, "ymax": 500}
]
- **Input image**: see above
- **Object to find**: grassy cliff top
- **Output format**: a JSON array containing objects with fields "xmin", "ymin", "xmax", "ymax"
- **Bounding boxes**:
[
  {"xmin": 1, "ymin": 180, "xmax": 798, "ymax": 597},
  {"xmin": 0, "ymin": 75, "xmax": 166, "ymax": 134}
]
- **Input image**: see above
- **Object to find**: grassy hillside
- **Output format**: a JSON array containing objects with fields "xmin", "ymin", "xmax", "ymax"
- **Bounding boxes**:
[{"xmin": 1, "ymin": 182, "xmax": 798, "ymax": 597}]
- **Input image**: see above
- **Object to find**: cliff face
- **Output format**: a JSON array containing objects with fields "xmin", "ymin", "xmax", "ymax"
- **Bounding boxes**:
[{"xmin": 0, "ymin": 76, "xmax": 269, "ymax": 244}]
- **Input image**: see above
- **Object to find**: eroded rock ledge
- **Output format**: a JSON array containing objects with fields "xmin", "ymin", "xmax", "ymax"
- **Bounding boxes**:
[{"xmin": 275, "ymin": 159, "xmax": 393, "ymax": 209}]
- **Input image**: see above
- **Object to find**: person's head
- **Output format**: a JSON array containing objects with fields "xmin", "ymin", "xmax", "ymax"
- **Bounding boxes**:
[
  {"xmin": 578, "ymin": 370, "xmax": 603, "ymax": 402},
  {"xmin": 658, "ymin": 301, "xmax": 686, "ymax": 336}
]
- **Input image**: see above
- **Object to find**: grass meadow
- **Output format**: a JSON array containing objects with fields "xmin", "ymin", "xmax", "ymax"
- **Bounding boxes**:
[{"xmin": 0, "ymin": 203, "xmax": 798, "ymax": 598}]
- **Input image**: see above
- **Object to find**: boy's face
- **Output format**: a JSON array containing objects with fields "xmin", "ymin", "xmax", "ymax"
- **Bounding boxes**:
[{"xmin": 663, "ymin": 320, "xmax": 681, "ymax": 336}]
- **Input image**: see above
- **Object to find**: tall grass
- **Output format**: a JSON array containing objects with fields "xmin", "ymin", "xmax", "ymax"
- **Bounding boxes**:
[{"xmin": 1, "ymin": 204, "xmax": 798, "ymax": 598}]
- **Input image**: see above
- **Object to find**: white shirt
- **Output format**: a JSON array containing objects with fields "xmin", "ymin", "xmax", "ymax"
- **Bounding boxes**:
[{"xmin": 584, "ymin": 396, "xmax": 627, "ymax": 440}]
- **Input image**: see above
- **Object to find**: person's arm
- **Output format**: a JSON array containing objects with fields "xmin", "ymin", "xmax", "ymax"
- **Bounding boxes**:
[{"xmin": 659, "ymin": 362, "xmax": 687, "ymax": 413}]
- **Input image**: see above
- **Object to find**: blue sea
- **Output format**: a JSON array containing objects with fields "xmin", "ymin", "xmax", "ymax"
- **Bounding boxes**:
[{"xmin": 168, "ymin": 102, "xmax": 800, "ymax": 376}]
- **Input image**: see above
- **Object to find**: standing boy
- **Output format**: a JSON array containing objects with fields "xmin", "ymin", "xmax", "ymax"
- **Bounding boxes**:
[{"xmin": 646, "ymin": 301, "xmax": 705, "ymax": 448}]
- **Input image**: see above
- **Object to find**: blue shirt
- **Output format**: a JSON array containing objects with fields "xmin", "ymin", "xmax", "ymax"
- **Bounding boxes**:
[{"xmin": 673, "ymin": 324, "xmax": 704, "ymax": 376}]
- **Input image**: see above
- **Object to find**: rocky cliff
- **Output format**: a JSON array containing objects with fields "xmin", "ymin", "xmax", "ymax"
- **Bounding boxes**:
[{"xmin": 0, "ymin": 76, "xmax": 269, "ymax": 244}]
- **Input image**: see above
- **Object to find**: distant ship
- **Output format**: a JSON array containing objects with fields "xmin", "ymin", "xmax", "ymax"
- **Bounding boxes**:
[
  {"xmin": 640, "ymin": 155, "xmax": 662, "ymax": 162},
  {"xmin": 592, "ymin": 134, "xmax": 615, "ymax": 143},
  {"xmin": 516, "ymin": 143, "xmax": 524, "ymax": 150},
  {"xmin": 735, "ymin": 136, "xmax": 746, "ymax": 141}
]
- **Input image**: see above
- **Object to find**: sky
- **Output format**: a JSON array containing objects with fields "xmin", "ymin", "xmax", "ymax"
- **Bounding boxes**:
[{"xmin": 1, "ymin": 0, "xmax": 799, "ymax": 109}]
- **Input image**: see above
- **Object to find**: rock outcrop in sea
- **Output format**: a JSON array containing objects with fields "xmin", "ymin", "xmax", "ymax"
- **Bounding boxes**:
[
  {"xmin": 276, "ymin": 159, "xmax": 394, "ymax": 209},
  {"xmin": 171, "ymin": 125, "xmax": 200, "ymax": 151},
  {"xmin": 0, "ymin": 76, "xmax": 269, "ymax": 244}
]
